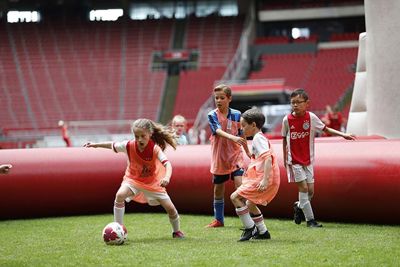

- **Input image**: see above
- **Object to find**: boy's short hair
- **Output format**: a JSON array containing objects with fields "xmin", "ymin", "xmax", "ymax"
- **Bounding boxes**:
[
  {"xmin": 242, "ymin": 108, "xmax": 265, "ymax": 129},
  {"xmin": 172, "ymin": 114, "xmax": 186, "ymax": 124},
  {"xmin": 213, "ymin": 84, "xmax": 232, "ymax": 97},
  {"xmin": 291, "ymin": 88, "xmax": 309, "ymax": 101}
]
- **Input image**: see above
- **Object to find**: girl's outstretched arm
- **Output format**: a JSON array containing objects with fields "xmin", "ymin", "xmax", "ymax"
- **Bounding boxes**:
[{"xmin": 84, "ymin": 142, "xmax": 113, "ymax": 149}]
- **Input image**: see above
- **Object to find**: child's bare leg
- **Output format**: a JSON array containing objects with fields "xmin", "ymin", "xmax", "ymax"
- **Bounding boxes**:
[
  {"xmin": 159, "ymin": 198, "xmax": 181, "ymax": 233},
  {"xmin": 230, "ymin": 192, "xmax": 254, "ymax": 229},
  {"xmin": 233, "ymin": 175, "xmax": 242, "ymax": 189},
  {"xmin": 246, "ymin": 201, "xmax": 261, "ymax": 215},
  {"xmin": 114, "ymin": 184, "xmax": 134, "ymax": 224},
  {"xmin": 214, "ymin": 183, "xmax": 224, "ymax": 199},
  {"xmin": 230, "ymin": 191, "xmax": 245, "ymax": 208}
]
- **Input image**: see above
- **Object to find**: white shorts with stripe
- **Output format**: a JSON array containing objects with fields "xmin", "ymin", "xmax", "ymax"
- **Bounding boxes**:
[
  {"xmin": 122, "ymin": 181, "xmax": 171, "ymax": 206},
  {"xmin": 286, "ymin": 164, "xmax": 314, "ymax": 183}
]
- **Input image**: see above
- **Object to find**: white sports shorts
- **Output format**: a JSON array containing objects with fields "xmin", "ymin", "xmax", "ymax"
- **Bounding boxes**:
[
  {"xmin": 286, "ymin": 164, "xmax": 314, "ymax": 183},
  {"xmin": 122, "ymin": 181, "xmax": 171, "ymax": 206}
]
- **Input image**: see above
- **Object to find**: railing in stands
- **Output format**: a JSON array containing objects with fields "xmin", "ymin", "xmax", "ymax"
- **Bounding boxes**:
[{"xmin": 190, "ymin": 2, "xmax": 256, "ymax": 138}]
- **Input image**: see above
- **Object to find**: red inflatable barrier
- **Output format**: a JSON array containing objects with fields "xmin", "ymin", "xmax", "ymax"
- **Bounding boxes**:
[{"xmin": 1, "ymin": 138, "xmax": 400, "ymax": 224}]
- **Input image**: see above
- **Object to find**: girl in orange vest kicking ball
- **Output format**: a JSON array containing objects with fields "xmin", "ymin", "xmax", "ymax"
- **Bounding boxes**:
[{"xmin": 84, "ymin": 118, "xmax": 184, "ymax": 239}]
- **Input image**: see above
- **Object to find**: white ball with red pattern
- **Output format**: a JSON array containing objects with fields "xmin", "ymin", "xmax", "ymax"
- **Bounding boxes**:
[
  {"xmin": 102, "ymin": 222, "xmax": 126, "ymax": 245},
  {"xmin": 122, "ymin": 224, "xmax": 128, "ymax": 241}
]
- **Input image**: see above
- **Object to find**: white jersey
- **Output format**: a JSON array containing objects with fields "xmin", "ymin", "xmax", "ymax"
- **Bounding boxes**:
[{"xmin": 252, "ymin": 132, "xmax": 270, "ymax": 158}]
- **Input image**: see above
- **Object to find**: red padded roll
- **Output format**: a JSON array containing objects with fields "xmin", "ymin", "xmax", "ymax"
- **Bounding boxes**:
[{"xmin": 1, "ymin": 138, "xmax": 399, "ymax": 224}]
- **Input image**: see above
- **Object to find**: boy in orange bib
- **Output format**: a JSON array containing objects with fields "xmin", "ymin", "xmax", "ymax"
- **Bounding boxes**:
[{"xmin": 231, "ymin": 108, "xmax": 280, "ymax": 241}]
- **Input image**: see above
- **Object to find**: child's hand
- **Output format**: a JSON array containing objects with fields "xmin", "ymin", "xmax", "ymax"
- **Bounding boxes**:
[
  {"xmin": 0, "ymin": 164, "xmax": 12, "ymax": 174},
  {"xmin": 232, "ymin": 136, "xmax": 247, "ymax": 147},
  {"xmin": 257, "ymin": 180, "xmax": 268, "ymax": 192},
  {"xmin": 343, "ymin": 133, "xmax": 356, "ymax": 141},
  {"xmin": 246, "ymin": 150, "xmax": 252, "ymax": 159},
  {"xmin": 84, "ymin": 142, "xmax": 95, "ymax": 148},
  {"xmin": 160, "ymin": 177, "xmax": 170, "ymax": 187}
]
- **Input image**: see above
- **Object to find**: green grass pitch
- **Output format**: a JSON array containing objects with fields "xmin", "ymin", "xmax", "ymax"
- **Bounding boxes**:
[{"xmin": 0, "ymin": 213, "xmax": 399, "ymax": 266}]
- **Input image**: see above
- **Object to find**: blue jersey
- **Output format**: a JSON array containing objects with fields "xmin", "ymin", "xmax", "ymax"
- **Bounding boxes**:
[
  {"xmin": 207, "ymin": 108, "xmax": 244, "ymax": 174},
  {"xmin": 208, "ymin": 108, "xmax": 242, "ymax": 136}
]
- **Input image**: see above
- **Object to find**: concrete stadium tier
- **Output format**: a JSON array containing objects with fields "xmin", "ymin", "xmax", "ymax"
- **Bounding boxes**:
[{"xmin": 1, "ymin": 139, "xmax": 400, "ymax": 224}]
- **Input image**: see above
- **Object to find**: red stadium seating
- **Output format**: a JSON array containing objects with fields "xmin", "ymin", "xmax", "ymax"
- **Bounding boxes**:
[
  {"xmin": 249, "ymin": 48, "xmax": 357, "ymax": 111},
  {"xmin": 173, "ymin": 16, "xmax": 244, "ymax": 122},
  {"xmin": 0, "ymin": 16, "xmax": 244, "ymax": 130},
  {"xmin": 249, "ymin": 53, "xmax": 315, "ymax": 88},
  {"xmin": 303, "ymin": 48, "xmax": 357, "ymax": 110},
  {"xmin": 173, "ymin": 66, "xmax": 226, "ymax": 121},
  {"xmin": 185, "ymin": 16, "xmax": 244, "ymax": 67},
  {"xmin": 0, "ymin": 19, "xmax": 173, "ymax": 129},
  {"xmin": 330, "ymin": 32, "xmax": 360, "ymax": 41},
  {"xmin": 254, "ymin": 36, "xmax": 289, "ymax": 45}
]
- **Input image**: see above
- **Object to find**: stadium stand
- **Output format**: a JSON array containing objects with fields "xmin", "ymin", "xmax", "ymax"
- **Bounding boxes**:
[
  {"xmin": 249, "ymin": 47, "xmax": 357, "ymax": 111},
  {"xmin": 0, "ymin": 18, "xmax": 173, "ymax": 129},
  {"xmin": 303, "ymin": 48, "xmax": 357, "ymax": 110},
  {"xmin": 173, "ymin": 16, "xmax": 244, "ymax": 123},
  {"xmin": 184, "ymin": 16, "xmax": 244, "ymax": 67},
  {"xmin": 0, "ymin": 0, "xmax": 364, "ymax": 147},
  {"xmin": 249, "ymin": 53, "xmax": 314, "ymax": 88},
  {"xmin": 173, "ymin": 66, "xmax": 226, "ymax": 124}
]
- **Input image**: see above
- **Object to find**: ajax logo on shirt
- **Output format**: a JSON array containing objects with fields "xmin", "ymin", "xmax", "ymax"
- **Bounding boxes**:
[
  {"xmin": 303, "ymin": 121, "xmax": 310, "ymax": 130},
  {"xmin": 290, "ymin": 131, "xmax": 310, "ymax": 139}
]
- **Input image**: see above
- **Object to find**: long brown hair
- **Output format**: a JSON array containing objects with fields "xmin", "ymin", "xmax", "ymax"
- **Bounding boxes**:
[{"xmin": 131, "ymin": 118, "xmax": 177, "ymax": 150}]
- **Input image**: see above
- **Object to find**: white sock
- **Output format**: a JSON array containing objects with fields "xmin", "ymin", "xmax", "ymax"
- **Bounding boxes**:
[
  {"xmin": 114, "ymin": 201, "xmax": 125, "ymax": 225},
  {"xmin": 299, "ymin": 192, "xmax": 314, "ymax": 221},
  {"xmin": 252, "ymin": 214, "xmax": 267, "ymax": 234},
  {"xmin": 235, "ymin": 206, "xmax": 254, "ymax": 229},
  {"xmin": 169, "ymin": 213, "xmax": 180, "ymax": 232}
]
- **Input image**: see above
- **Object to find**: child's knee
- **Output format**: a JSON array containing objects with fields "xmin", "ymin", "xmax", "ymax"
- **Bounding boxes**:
[
  {"xmin": 115, "ymin": 192, "xmax": 126, "ymax": 202},
  {"xmin": 230, "ymin": 192, "xmax": 241, "ymax": 204},
  {"xmin": 169, "ymin": 211, "xmax": 179, "ymax": 220},
  {"xmin": 214, "ymin": 184, "xmax": 224, "ymax": 197},
  {"xmin": 166, "ymin": 207, "xmax": 178, "ymax": 218},
  {"xmin": 297, "ymin": 183, "xmax": 309, "ymax": 193},
  {"xmin": 230, "ymin": 192, "xmax": 244, "ymax": 207},
  {"xmin": 162, "ymin": 201, "xmax": 177, "ymax": 215}
]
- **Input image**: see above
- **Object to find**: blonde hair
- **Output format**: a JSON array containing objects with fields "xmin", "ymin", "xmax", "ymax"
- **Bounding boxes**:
[
  {"xmin": 213, "ymin": 84, "xmax": 232, "ymax": 97},
  {"xmin": 172, "ymin": 114, "xmax": 186, "ymax": 125},
  {"xmin": 131, "ymin": 118, "xmax": 177, "ymax": 151}
]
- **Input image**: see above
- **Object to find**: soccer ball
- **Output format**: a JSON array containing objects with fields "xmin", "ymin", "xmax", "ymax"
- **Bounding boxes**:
[
  {"xmin": 102, "ymin": 222, "xmax": 126, "ymax": 245},
  {"xmin": 122, "ymin": 224, "xmax": 128, "ymax": 241}
]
